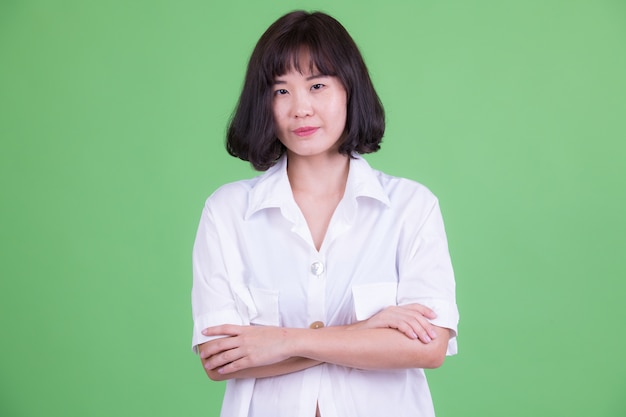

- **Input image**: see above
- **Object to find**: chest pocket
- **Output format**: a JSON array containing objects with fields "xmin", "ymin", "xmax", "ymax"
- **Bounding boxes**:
[
  {"xmin": 352, "ymin": 282, "xmax": 398, "ymax": 321},
  {"xmin": 234, "ymin": 285, "xmax": 281, "ymax": 326}
]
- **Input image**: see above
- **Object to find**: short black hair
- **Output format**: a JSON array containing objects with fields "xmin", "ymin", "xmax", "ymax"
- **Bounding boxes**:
[{"xmin": 226, "ymin": 10, "xmax": 385, "ymax": 171}]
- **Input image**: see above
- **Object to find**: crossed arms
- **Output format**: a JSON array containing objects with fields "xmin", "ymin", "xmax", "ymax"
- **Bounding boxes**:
[{"xmin": 197, "ymin": 303, "xmax": 452, "ymax": 381}]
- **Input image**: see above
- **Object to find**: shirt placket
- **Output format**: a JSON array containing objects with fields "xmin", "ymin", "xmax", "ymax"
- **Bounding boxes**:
[
  {"xmin": 307, "ymin": 253, "xmax": 327, "ymax": 330},
  {"xmin": 302, "ymin": 252, "xmax": 327, "ymax": 417}
]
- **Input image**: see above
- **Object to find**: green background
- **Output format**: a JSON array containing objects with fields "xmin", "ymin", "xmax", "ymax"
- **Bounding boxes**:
[{"xmin": 1, "ymin": 0, "xmax": 625, "ymax": 416}]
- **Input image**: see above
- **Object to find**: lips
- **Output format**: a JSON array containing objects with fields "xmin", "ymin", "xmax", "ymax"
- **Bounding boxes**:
[{"xmin": 292, "ymin": 126, "xmax": 319, "ymax": 137}]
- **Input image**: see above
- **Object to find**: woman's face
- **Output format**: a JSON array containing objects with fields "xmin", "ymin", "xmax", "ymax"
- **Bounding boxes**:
[{"xmin": 272, "ymin": 63, "xmax": 347, "ymax": 160}]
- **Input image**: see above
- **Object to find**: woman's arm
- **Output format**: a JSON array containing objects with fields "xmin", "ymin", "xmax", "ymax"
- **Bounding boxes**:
[
  {"xmin": 199, "ymin": 304, "xmax": 449, "ymax": 380},
  {"xmin": 198, "ymin": 351, "xmax": 322, "ymax": 381}
]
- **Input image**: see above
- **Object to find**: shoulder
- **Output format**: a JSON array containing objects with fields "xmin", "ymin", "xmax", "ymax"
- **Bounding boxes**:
[
  {"xmin": 370, "ymin": 168, "xmax": 450, "ymax": 245},
  {"xmin": 203, "ymin": 176, "xmax": 260, "ymax": 214},
  {"xmin": 349, "ymin": 156, "xmax": 440, "ymax": 219},
  {"xmin": 371, "ymin": 166, "xmax": 439, "ymax": 210}
]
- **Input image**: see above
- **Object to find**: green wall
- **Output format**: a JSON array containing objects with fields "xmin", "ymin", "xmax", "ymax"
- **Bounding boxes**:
[{"xmin": 1, "ymin": 1, "xmax": 625, "ymax": 416}]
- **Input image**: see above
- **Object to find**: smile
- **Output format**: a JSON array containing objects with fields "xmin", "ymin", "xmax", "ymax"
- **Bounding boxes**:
[{"xmin": 292, "ymin": 126, "xmax": 319, "ymax": 137}]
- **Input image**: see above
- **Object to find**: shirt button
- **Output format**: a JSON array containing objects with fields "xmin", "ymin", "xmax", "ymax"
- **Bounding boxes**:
[
  {"xmin": 310, "ymin": 321, "xmax": 325, "ymax": 329},
  {"xmin": 310, "ymin": 261, "xmax": 324, "ymax": 276}
]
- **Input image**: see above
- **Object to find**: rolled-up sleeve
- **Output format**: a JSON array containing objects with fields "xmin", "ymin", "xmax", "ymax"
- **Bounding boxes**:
[
  {"xmin": 397, "ymin": 197, "xmax": 459, "ymax": 356},
  {"xmin": 191, "ymin": 203, "xmax": 246, "ymax": 353}
]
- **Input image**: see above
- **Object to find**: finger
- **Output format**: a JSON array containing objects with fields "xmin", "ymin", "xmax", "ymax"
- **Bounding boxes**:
[
  {"xmin": 204, "ymin": 347, "xmax": 242, "ymax": 371},
  {"xmin": 403, "ymin": 303, "xmax": 437, "ymax": 319},
  {"xmin": 410, "ymin": 315, "xmax": 437, "ymax": 342},
  {"xmin": 410, "ymin": 321, "xmax": 431, "ymax": 343},
  {"xmin": 202, "ymin": 324, "xmax": 241, "ymax": 337},
  {"xmin": 217, "ymin": 355, "xmax": 251, "ymax": 375},
  {"xmin": 396, "ymin": 314, "xmax": 429, "ymax": 343},
  {"xmin": 395, "ymin": 321, "xmax": 419, "ymax": 340},
  {"xmin": 414, "ymin": 314, "xmax": 438, "ymax": 340},
  {"xmin": 200, "ymin": 336, "xmax": 239, "ymax": 359}
]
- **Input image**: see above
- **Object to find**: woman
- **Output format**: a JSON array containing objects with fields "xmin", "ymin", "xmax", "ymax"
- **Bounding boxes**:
[{"xmin": 192, "ymin": 10, "xmax": 459, "ymax": 417}]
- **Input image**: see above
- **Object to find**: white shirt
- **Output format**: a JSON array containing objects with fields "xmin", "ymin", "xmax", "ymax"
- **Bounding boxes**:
[{"xmin": 192, "ymin": 155, "xmax": 459, "ymax": 417}]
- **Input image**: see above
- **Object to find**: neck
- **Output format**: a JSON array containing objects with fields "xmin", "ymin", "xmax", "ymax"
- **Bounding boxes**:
[{"xmin": 286, "ymin": 152, "xmax": 350, "ymax": 197}]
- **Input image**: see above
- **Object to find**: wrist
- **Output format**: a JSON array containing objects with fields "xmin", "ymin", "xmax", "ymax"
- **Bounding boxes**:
[
  {"xmin": 345, "ymin": 321, "xmax": 362, "ymax": 331},
  {"xmin": 289, "ymin": 327, "xmax": 313, "ymax": 358}
]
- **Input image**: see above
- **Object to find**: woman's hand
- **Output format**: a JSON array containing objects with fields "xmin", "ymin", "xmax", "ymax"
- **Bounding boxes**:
[
  {"xmin": 199, "ymin": 325, "xmax": 294, "ymax": 375},
  {"xmin": 351, "ymin": 303, "xmax": 439, "ymax": 343}
]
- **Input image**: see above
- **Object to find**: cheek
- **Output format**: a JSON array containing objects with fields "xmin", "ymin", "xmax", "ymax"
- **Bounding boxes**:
[
  {"xmin": 333, "ymin": 93, "xmax": 348, "ymax": 123},
  {"xmin": 272, "ymin": 105, "xmax": 289, "ymax": 141},
  {"xmin": 272, "ymin": 103, "xmax": 287, "ymax": 128},
  {"xmin": 333, "ymin": 100, "xmax": 348, "ymax": 131}
]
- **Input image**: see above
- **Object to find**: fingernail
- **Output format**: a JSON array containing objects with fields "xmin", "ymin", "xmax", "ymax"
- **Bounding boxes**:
[
  {"xmin": 429, "ymin": 330, "xmax": 437, "ymax": 339},
  {"xmin": 411, "ymin": 332, "xmax": 418, "ymax": 340},
  {"xmin": 422, "ymin": 335, "xmax": 432, "ymax": 343}
]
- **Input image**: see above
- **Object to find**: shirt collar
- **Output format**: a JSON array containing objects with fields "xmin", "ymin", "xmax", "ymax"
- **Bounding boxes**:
[
  {"xmin": 245, "ymin": 156, "xmax": 295, "ymax": 221},
  {"xmin": 245, "ymin": 154, "xmax": 391, "ymax": 221},
  {"xmin": 344, "ymin": 154, "xmax": 392, "ymax": 208}
]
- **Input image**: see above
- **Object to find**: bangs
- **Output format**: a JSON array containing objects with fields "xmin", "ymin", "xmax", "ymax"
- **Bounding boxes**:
[
  {"xmin": 261, "ymin": 28, "xmax": 338, "ymax": 81},
  {"xmin": 271, "ymin": 46, "xmax": 336, "ymax": 78}
]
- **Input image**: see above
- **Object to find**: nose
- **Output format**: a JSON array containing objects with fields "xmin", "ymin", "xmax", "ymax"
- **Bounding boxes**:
[{"xmin": 292, "ymin": 92, "xmax": 313, "ymax": 118}]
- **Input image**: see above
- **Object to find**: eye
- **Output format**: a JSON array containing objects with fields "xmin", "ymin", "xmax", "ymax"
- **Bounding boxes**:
[
  {"xmin": 274, "ymin": 88, "xmax": 289, "ymax": 96},
  {"xmin": 311, "ymin": 83, "xmax": 325, "ymax": 91}
]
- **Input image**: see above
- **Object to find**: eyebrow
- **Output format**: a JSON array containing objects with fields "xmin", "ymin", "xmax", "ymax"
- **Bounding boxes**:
[{"xmin": 273, "ymin": 74, "xmax": 329, "ymax": 85}]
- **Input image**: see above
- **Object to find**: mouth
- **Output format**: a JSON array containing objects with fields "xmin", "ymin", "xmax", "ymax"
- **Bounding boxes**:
[{"xmin": 292, "ymin": 126, "xmax": 319, "ymax": 137}]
